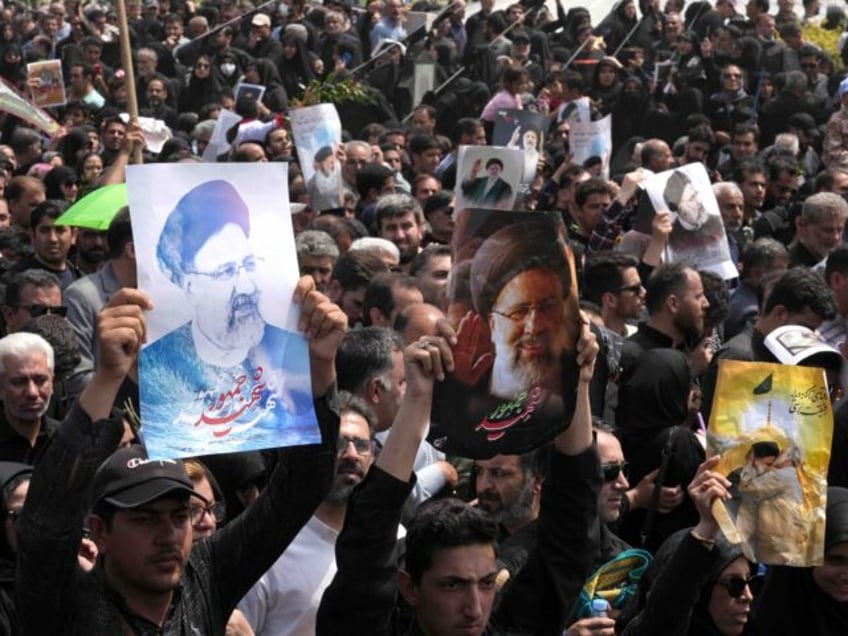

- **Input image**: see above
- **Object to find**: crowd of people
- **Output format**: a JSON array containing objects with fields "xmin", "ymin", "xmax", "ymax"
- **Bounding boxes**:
[{"xmin": 0, "ymin": 0, "xmax": 847, "ymax": 634}]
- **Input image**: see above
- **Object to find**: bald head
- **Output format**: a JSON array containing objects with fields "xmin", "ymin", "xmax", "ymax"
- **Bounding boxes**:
[{"xmin": 394, "ymin": 303, "xmax": 446, "ymax": 344}]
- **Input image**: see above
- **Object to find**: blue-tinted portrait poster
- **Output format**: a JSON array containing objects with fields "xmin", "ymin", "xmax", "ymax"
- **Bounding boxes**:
[{"xmin": 127, "ymin": 163, "xmax": 320, "ymax": 459}]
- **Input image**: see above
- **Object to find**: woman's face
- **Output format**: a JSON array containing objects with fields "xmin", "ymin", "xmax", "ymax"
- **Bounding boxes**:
[
  {"xmin": 283, "ymin": 40, "xmax": 296, "ymax": 59},
  {"xmin": 813, "ymin": 542, "xmax": 848, "ymax": 602},
  {"xmin": 82, "ymin": 154, "xmax": 103, "ymax": 181},
  {"xmin": 60, "ymin": 176, "xmax": 79, "ymax": 202},
  {"xmin": 244, "ymin": 65, "xmax": 260, "ymax": 84},
  {"xmin": 624, "ymin": 1, "xmax": 637, "ymax": 19},
  {"xmin": 191, "ymin": 476, "xmax": 218, "ymax": 542},
  {"xmin": 760, "ymin": 79, "xmax": 774, "ymax": 100},
  {"xmin": 599, "ymin": 66, "xmax": 617, "ymax": 87},
  {"xmin": 708, "ymin": 557, "xmax": 754, "ymax": 636},
  {"xmin": 677, "ymin": 38, "xmax": 694, "ymax": 55},
  {"xmin": 194, "ymin": 57, "xmax": 211, "ymax": 79}
]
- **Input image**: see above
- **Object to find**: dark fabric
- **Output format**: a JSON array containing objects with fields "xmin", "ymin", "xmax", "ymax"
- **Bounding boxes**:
[
  {"xmin": 16, "ymin": 393, "xmax": 338, "ymax": 635},
  {"xmin": 317, "ymin": 446, "xmax": 601, "ymax": 636},
  {"xmin": 622, "ymin": 529, "xmax": 749, "ymax": 636},
  {"xmin": 825, "ymin": 487, "xmax": 848, "ymax": 552},
  {"xmin": 752, "ymin": 566, "xmax": 848, "ymax": 636},
  {"xmin": 829, "ymin": 403, "xmax": 848, "ymax": 488},
  {"xmin": 723, "ymin": 282, "xmax": 758, "ymax": 342},
  {"xmin": 616, "ymin": 348, "xmax": 691, "ymax": 433},
  {"xmin": 619, "ymin": 323, "xmax": 681, "ymax": 377},
  {"xmin": 787, "ymin": 240, "xmax": 821, "ymax": 269},
  {"xmin": 0, "ymin": 409, "xmax": 59, "ymax": 466},
  {"xmin": 13, "ymin": 253, "xmax": 80, "ymax": 291}
]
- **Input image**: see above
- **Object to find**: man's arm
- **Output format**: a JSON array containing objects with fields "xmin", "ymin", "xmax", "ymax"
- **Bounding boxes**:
[
  {"xmin": 202, "ymin": 278, "xmax": 346, "ymax": 613},
  {"xmin": 16, "ymin": 289, "xmax": 152, "ymax": 634},
  {"xmin": 317, "ymin": 332, "xmax": 456, "ymax": 635},
  {"xmin": 494, "ymin": 321, "xmax": 602, "ymax": 634}
]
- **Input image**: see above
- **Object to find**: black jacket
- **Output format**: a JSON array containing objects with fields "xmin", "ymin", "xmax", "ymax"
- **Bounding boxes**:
[
  {"xmin": 317, "ymin": 446, "xmax": 601, "ymax": 635},
  {"xmin": 17, "ymin": 395, "xmax": 338, "ymax": 635}
]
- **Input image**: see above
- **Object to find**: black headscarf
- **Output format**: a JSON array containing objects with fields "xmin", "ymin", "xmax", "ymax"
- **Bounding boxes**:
[
  {"xmin": 751, "ymin": 487, "xmax": 848, "ymax": 635},
  {"xmin": 43, "ymin": 165, "xmax": 78, "ymax": 201}
]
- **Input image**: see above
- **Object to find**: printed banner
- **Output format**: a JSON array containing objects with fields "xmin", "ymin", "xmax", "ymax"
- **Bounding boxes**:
[
  {"xmin": 643, "ymin": 162, "xmax": 737, "ymax": 279},
  {"xmin": 0, "ymin": 75, "xmax": 60, "ymax": 135},
  {"xmin": 127, "ymin": 163, "xmax": 319, "ymax": 459},
  {"xmin": 708, "ymin": 360, "xmax": 833, "ymax": 566},
  {"xmin": 290, "ymin": 103, "xmax": 343, "ymax": 212},
  {"xmin": 27, "ymin": 60, "xmax": 66, "ymax": 108},
  {"xmin": 455, "ymin": 145, "xmax": 523, "ymax": 212},
  {"xmin": 492, "ymin": 109, "xmax": 548, "ymax": 183},
  {"xmin": 570, "ymin": 114, "xmax": 612, "ymax": 180},
  {"xmin": 429, "ymin": 209, "xmax": 582, "ymax": 457}
]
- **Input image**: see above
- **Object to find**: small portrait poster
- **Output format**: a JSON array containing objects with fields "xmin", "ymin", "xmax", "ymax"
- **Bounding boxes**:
[
  {"xmin": 429, "ymin": 209, "xmax": 582, "ymax": 457},
  {"xmin": 455, "ymin": 145, "xmax": 523, "ymax": 212},
  {"xmin": 708, "ymin": 359, "xmax": 833, "ymax": 566},
  {"xmin": 571, "ymin": 114, "xmax": 612, "ymax": 180},
  {"xmin": 290, "ymin": 103, "xmax": 343, "ymax": 212},
  {"xmin": 200, "ymin": 107, "xmax": 241, "ymax": 162},
  {"xmin": 27, "ymin": 60, "xmax": 65, "ymax": 108},
  {"xmin": 127, "ymin": 163, "xmax": 320, "ymax": 459},
  {"xmin": 643, "ymin": 162, "xmax": 737, "ymax": 280},
  {"xmin": 413, "ymin": 62, "xmax": 435, "ymax": 110},
  {"xmin": 234, "ymin": 81, "xmax": 266, "ymax": 105},
  {"xmin": 492, "ymin": 109, "xmax": 547, "ymax": 183}
]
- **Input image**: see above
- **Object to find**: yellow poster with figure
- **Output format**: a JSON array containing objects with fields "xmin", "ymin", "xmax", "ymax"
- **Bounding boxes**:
[{"xmin": 708, "ymin": 359, "xmax": 833, "ymax": 566}]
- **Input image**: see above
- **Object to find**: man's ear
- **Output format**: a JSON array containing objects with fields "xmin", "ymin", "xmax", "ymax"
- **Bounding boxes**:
[
  {"xmin": 666, "ymin": 292, "xmax": 680, "ymax": 315},
  {"xmin": 124, "ymin": 240, "xmax": 136, "ymax": 261},
  {"xmin": 397, "ymin": 569, "xmax": 419, "ymax": 607},
  {"xmin": 86, "ymin": 513, "xmax": 109, "ymax": 552},
  {"xmin": 366, "ymin": 375, "xmax": 382, "ymax": 406},
  {"xmin": 327, "ymin": 279, "xmax": 342, "ymax": 303}
]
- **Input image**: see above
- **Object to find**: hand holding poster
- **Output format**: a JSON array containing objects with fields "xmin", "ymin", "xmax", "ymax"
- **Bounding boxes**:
[
  {"xmin": 290, "ymin": 103, "xmax": 343, "ymax": 212},
  {"xmin": 455, "ymin": 145, "xmax": 523, "ymax": 213},
  {"xmin": 429, "ymin": 210, "xmax": 582, "ymax": 457},
  {"xmin": 127, "ymin": 163, "xmax": 320, "ymax": 459},
  {"xmin": 27, "ymin": 60, "xmax": 66, "ymax": 108},
  {"xmin": 643, "ymin": 162, "xmax": 737, "ymax": 279},
  {"xmin": 0, "ymin": 75, "xmax": 60, "ymax": 136},
  {"xmin": 708, "ymin": 359, "xmax": 833, "ymax": 566}
]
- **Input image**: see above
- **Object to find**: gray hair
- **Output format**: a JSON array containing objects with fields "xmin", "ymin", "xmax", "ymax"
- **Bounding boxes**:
[
  {"xmin": 375, "ymin": 193, "xmax": 423, "ymax": 229},
  {"xmin": 802, "ymin": 192, "xmax": 848, "ymax": 224},
  {"xmin": 784, "ymin": 70, "xmax": 807, "ymax": 95},
  {"xmin": 349, "ymin": 237, "xmax": 399, "ymax": 261},
  {"xmin": 192, "ymin": 119, "xmax": 217, "ymax": 140},
  {"xmin": 712, "ymin": 181, "xmax": 743, "ymax": 199},
  {"xmin": 296, "ymin": 230, "xmax": 340, "ymax": 259},
  {"xmin": 0, "ymin": 332, "xmax": 54, "ymax": 376},
  {"xmin": 345, "ymin": 140, "xmax": 371, "ymax": 156}
]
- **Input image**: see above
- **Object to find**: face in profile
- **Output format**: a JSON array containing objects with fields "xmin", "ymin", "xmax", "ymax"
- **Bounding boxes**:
[{"xmin": 184, "ymin": 223, "xmax": 265, "ymax": 354}]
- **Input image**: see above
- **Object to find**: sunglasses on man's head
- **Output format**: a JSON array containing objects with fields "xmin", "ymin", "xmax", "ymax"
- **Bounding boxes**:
[{"xmin": 600, "ymin": 461, "xmax": 628, "ymax": 482}]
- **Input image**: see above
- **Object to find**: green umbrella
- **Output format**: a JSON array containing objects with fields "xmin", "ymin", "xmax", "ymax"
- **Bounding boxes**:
[{"xmin": 54, "ymin": 183, "xmax": 127, "ymax": 230}]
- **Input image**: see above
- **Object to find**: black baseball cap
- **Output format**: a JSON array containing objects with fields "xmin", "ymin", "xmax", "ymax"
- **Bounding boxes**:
[{"xmin": 92, "ymin": 445, "xmax": 201, "ymax": 509}]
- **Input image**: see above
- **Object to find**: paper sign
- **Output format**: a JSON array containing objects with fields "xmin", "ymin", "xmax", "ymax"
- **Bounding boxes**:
[
  {"xmin": 571, "ymin": 115, "xmax": 612, "ymax": 180},
  {"xmin": 290, "ymin": 103, "xmax": 344, "ymax": 211},
  {"xmin": 455, "ymin": 145, "xmax": 523, "ymax": 212},
  {"xmin": 0, "ymin": 75, "xmax": 61, "ymax": 135},
  {"xmin": 27, "ymin": 60, "xmax": 66, "ymax": 108},
  {"xmin": 493, "ymin": 109, "xmax": 548, "ymax": 183},
  {"xmin": 127, "ymin": 163, "xmax": 319, "ymax": 459},
  {"xmin": 708, "ymin": 360, "xmax": 833, "ymax": 566}
]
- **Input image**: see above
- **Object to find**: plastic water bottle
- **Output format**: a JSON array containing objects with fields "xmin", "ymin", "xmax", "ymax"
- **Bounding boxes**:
[{"xmin": 591, "ymin": 598, "xmax": 610, "ymax": 618}]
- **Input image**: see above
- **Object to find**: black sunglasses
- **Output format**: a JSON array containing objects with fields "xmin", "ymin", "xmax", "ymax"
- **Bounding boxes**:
[
  {"xmin": 601, "ymin": 461, "xmax": 629, "ymax": 482},
  {"xmin": 15, "ymin": 304, "xmax": 68, "ymax": 317},
  {"xmin": 717, "ymin": 574, "xmax": 760, "ymax": 599},
  {"xmin": 616, "ymin": 283, "xmax": 643, "ymax": 294}
]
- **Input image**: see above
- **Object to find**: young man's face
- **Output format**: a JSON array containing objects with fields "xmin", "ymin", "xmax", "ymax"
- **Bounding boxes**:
[
  {"xmin": 94, "ymin": 496, "xmax": 193, "ymax": 599},
  {"xmin": 402, "ymin": 543, "xmax": 498, "ymax": 636},
  {"xmin": 380, "ymin": 211, "xmax": 422, "ymax": 264},
  {"xmin": 32, "ymin": 217, "xmax": 74, "ymax": 266}
]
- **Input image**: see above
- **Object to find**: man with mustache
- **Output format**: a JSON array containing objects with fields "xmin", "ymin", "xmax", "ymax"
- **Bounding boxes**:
[
  {"xmin": 143, "ymin": 179, "xmax": 314, "ymax": 436},
  {"xmin": 239, "ymin": 392, "xmax": 377, "ymax": 636}
]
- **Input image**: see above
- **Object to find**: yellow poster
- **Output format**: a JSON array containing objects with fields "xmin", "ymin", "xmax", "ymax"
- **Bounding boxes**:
[{"xmin": 708, "ymin": 359, "xmax": 833, "ymax": 566}]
